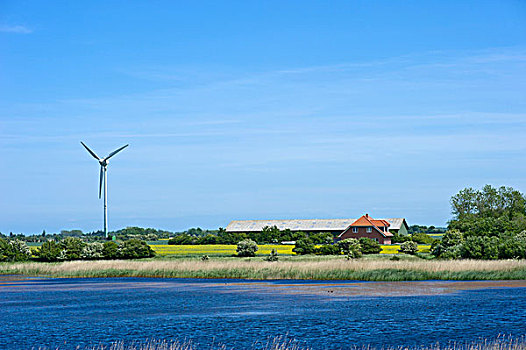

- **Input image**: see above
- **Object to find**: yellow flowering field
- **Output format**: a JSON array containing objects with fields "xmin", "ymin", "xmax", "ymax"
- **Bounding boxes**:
[
  {"xmin": 150, "ymin": 244, "xmax": 431, "ymax": 256},
  {"xmin": 151, "ymin": 244, "xmax": 295, "ymax": 256},
  {"xmin": 380, "ymin": 245, "xmax": 431, "ymax": 254}
]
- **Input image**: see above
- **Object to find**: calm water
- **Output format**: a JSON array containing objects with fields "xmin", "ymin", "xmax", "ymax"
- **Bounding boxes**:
[{"xmin": 0, "ymin": 277, "xmax": 525, "ymax": 350}]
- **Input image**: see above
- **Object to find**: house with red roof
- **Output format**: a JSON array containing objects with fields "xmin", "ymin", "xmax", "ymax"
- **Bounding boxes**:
[{"xmin": 335, "ymin": 214, "xmax": 393, "ymax": 244}]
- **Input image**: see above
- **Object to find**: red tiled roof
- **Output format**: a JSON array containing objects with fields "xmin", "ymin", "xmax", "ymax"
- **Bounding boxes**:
[
  {"xmin": 343, "ymin": 214, "xmax": 393, "ymax": 237},
  {"xmin": 371, "ymin": 219, "xmax": 390, "ymax": 227}
]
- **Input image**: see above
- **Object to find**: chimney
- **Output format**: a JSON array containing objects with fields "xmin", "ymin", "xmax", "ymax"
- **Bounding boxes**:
[{"xmin": 365, "ymin": 213, "xmax": 369, "ymax": 218}]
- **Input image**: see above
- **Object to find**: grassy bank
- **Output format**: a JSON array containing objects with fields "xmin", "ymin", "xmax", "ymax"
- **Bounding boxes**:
[{"xmin": 1, "ymin": 257, "xmax": 525, "ymax": 280}]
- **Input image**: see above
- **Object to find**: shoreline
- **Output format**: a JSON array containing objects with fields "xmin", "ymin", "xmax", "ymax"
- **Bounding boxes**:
[
  {"xmin": 1, "ymin": 258, "xmax": 525, "ymax": 281},
  {"xmin": 3, "ymin": 275, "xmax": 526, "ymax": 297}
]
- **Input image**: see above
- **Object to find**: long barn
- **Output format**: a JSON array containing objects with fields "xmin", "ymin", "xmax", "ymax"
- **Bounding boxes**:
[{"xmin": 226, "ymin": 215, "xmax": 409, "ymax": 244}]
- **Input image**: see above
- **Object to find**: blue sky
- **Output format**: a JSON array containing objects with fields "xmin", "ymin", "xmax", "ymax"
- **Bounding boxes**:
[{"xmin": 1, "ymin": 1, "xmax": 526, "ymax": 234}]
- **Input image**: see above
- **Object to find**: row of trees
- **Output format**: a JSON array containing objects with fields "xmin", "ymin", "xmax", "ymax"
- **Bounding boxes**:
[
  {"xmin": 36, "ymin": 238, "xmax": 156, "ymax": 262},
  {"xmin": 434, "ymin": 185, "xmax": 526, "ymax": 260},
  {"xmin": 294, "ymin": 237, "xmax": 384, "ymax": 257},
  {"xmin": 0, "ymin": 237, "xmax": 155, "ymax": 262},
  {"xmin": 168, "ymin": 227, "xmax": 333, "ymax": 245},
  {"xmin": 431, "ymin": 229, "xmax": 526, "ymax": 260},
  {"xmin": 234, "ymin": 237, "xmax": 384, "ymax": 259}
]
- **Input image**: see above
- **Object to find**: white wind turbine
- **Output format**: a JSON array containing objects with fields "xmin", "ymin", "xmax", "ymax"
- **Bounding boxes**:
[{"xmin": 81, "ymin": 142, "xmax": 129, "ymax": 239}]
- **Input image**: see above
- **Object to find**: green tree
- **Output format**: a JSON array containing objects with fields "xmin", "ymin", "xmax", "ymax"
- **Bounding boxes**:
[
  {"xmin": 80, "ymin": 242, "xmax": 104, "ymax": 259},
  {"xmin": 399, "ymin": 241, "xmax": 418, "ymax": 255},
  {"xmin": 198, "ymin": 234, "xmax": 218, "ymax": 244},
  {"xmin": 461, "ymin": 236, "xmax": 499, "ymax": 260},
  {"xmin": 293, "ymin": 238, "xmax": 316, "ymax": 255},
  {"xmin": 7, "ymin": 239, "xmax": 32, "ymax": 261},
  {"xmin": 337, "ymin": 238, "xmax": 362, "ymax": 258},
  {"xmin": 217, "ymin": 231, "xmax": 247, "ymax": 244},
  {"xmin": 449, "ymin": 185, "xmax": 526, "ymax": 236},
  {"xmin": 358, "ymin": 238, "xmax": 382, "ymax": 254},
  {"xmin": 315, "ymin": 244, "xmax": 341, "ymax": 255},
  {"xmin": 0, "ymin": 238, "xmax": 10, "ymax": 261},
  {"xmin": 498, "ymin": 235, "xmax": 526, "ymax": 259},
  {"xmin": 431, "ymin": 229, "xmax": 464, "ymax": 259},
  {"xmin": 265, "ymin": 249, "xmax": 279, "ymax": 261},
  {"xmin": 236, "ymin": 239, "xmax": 258, "ymax": 257},
  {"xmin": 60, "ymin": 237, "xmax": 86, "ymax": 260},
  {"xmin": 102, "ymin": 241, "xmax": 119, "ymax": 259},
  {"xmin": 119, "ymin": 239, "xmax": 156, "ymax": 259},
  {"xmin": 37, "ymin": 241, "xmax": 62, "ymax": 262}
]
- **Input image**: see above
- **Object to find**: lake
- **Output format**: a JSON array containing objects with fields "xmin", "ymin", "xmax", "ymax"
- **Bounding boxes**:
[{"xmin": 0, "ymin": 277, "xmax": 525, "ymax": 349}]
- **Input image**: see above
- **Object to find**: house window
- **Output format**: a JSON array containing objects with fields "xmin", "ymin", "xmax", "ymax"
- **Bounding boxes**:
[
  {"xmin": 366, "ymin": 227, "xmax": 372, "ymax": 233},
  {"xmin": 373, "ymin": 238, "xmax": 379, "ymax": 243},
  {"xmin": 352, "ymin": 227, "xmax": 358, "ymax": 233}
]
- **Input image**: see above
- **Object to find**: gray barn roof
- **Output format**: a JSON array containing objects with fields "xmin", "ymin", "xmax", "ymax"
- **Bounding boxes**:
[{"xmin": 226, "ymin": 218, "xmax": 407, "ymax": 233}]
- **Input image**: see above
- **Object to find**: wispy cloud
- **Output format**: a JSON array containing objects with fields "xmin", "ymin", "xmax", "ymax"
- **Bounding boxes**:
[{"xmin": 0, "ymin": 24, "xmax": 32, "ymax": 34}]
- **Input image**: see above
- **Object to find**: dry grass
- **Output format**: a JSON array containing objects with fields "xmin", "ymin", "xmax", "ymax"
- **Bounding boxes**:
[
  {"xmin": 2, "ymin": 258, "xmax": 525, "ymax": 280},
  {"xmin": 41, "ymin": 336, "xmax": 526, "ymax": 350}
]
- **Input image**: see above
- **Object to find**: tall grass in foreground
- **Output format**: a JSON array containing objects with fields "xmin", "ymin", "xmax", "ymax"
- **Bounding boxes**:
[
  {"xmin": 2, "ymin": 258, "xmax": 526, "ymax": 280},
  {"xmin": 47, "ymin": 336, "xmax": 526, "ymax": 350}
]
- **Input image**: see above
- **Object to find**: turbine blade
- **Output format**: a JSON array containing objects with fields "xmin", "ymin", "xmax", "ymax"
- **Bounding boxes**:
[
  {"xmin": 99, "ymin": 166, "xmax": 103, "ymax": 199},
  {"xmin": 105, "ymin": 144, "xmax": 129, "ymax": 160},
  {"xmin": 81, "ymin": 142, "xmax": 100, "ymax": 160}
]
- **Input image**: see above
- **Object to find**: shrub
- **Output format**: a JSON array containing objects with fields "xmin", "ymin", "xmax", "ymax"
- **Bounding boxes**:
[
  {"xmin": 399, "ymin": 241, "xmax": 418, "ymax": 255},
  {"xmin": 80, "ymin": 242, "xmax": 104, "ymax": 259},
  {"xmin": 9, "ymin": 239, "xmax": 32, "ymax": 261},
  {"xmin": 410, "ymin": 232, "xmax": 436, "ymax": 244},
  {"xmin": 309, "ymin": 232, "xmax": 334, "ymax": 244},
  {"xmin": 391, "ymin": 233, "xmax": 411, "ymax": 244},
  {"xmin": 315, "ymin": 244, "xmax": 341, "ymax": 255},
  {"xmin": 60, "ymin": 237, "xmax": 86, "ymax": 260},
  {"xmin": 119, "ymin": 239, "xmax": 156, "ymax": 259},
  {"xmin": 102, "ymin": 241, "xmax": 119, "ymax": 259},
  {"xmin": 168, "ymin": 234, "xmax": 196, "ymax": 245},
  {"xmin": 358, "ymin": 238, "xmax": 382, "ymax": 254},
  {"xmin": 442, "ymin": 229, "xmax": 464, "ymax": 247},
  {"xmin": 236, "ymin": 239, "xmax": 258, "ymax": 257},
  {"xmin": 498, "ymin": 236, "xmax": 526, "ymax": 259},
  {"xmin": 461, "ymin": 236, "xmax": 499, "ymax": 260},
  {"xmin": 337, "ymin": 238, "xmax": 362, "ymax": 259},
  {"xmin": 440, "ymin": 244, "xmax": 463, "ymax": 259},
  {"xmin": 37, "ymin": 241, "xmax": 62, "ymax": 262},
  {"xmin": 0, "ymin": 238, "xmax": 9, "ymax": 261},
  {"xmin": 198, "ymin": 234, "xmax": 218, "ymax": 245},
  {"xmin": 292, "ymin": 238, "xmax": 316, "ymax": 255},
  {"xmin": 265, "ymin": 249, "xmax": 279, "ymax": 261},
  {"xmin": 0, "ymin": 238, "xmax": 32, "ymax": 262}
]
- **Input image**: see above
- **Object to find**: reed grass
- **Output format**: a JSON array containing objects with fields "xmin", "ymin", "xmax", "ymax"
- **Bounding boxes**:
[
  {"xmin": 2, "ymin": 257, "xmax": 525, "ymax": 280},
  {"xmin": 40, "ymin": 336, "xmax": 526, "ymax": 350}
]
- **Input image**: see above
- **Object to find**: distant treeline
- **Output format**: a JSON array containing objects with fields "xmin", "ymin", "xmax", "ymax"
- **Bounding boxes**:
[
  {"xmin": 2, "ymin": 224, "xmax": 445, "ymax": 246},
  {"xmin": 168, "ymin": 227, "xmax": 334, "ymax": 245},
  {"xmin": 0, "ymin": 227, "xmax": 179, "ymax": 243},
  {"xmin": 407, "ymin": 225, "xmax": 446, "ymax": 235}
]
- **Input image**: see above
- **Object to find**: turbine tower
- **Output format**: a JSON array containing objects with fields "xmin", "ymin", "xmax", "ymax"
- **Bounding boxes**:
[{"xmin": 81, "ymin": 142, "xmax": 128, "ymax": 239}]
